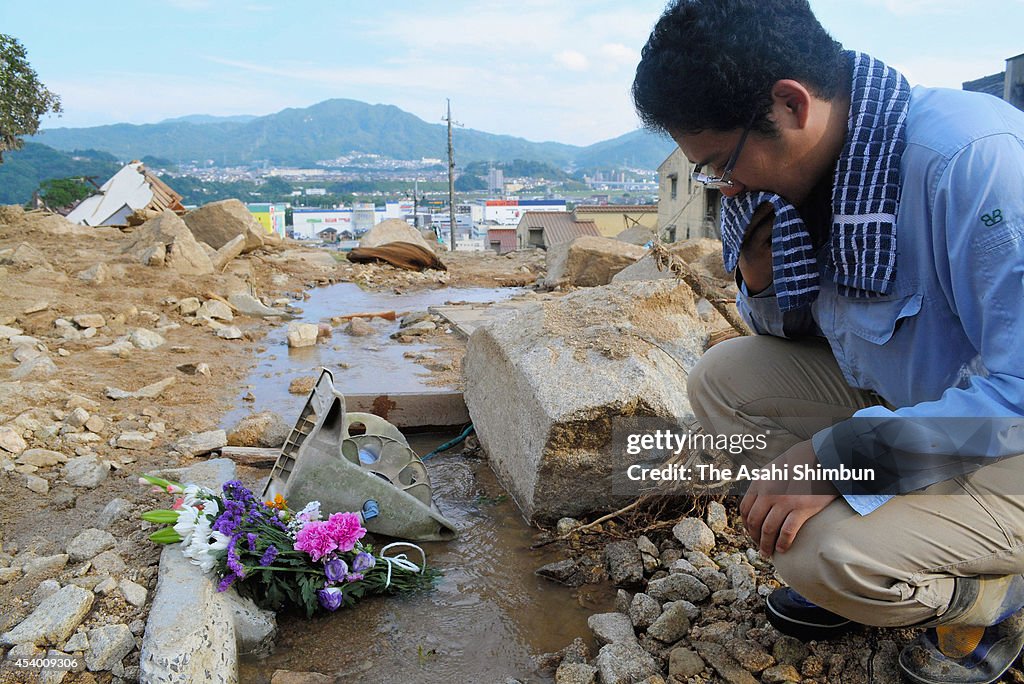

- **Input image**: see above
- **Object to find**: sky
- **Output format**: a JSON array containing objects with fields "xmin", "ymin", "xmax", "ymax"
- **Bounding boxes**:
[{"xmin": 2, "ymin": 0, "xmax": 1022, "ymax": 147}]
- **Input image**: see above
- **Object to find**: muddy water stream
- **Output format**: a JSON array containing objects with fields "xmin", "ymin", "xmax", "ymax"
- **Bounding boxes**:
[{"xmin": 229, "ymin": 282, "xmax": 613, "ymax": 682}]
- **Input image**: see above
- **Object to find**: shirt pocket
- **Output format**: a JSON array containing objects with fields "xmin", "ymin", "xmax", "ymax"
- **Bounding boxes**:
[{"xmin": 841, "ymin": 292, "xmax": 924, "ymax": 345}]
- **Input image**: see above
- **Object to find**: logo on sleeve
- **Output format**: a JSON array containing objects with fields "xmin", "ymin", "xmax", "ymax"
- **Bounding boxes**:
[{"xmin": 981, "ymin": 209, "xmax": 1004, "ymax": 227}]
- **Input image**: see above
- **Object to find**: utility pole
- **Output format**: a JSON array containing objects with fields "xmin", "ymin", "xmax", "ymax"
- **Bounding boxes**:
[
  {"xmin": 443, "ymin": 99, "xmax": 462, "ymax": 252},
  {"xmin": 413, "ymin": 178, "xmax": 419, "ymax": 229}
]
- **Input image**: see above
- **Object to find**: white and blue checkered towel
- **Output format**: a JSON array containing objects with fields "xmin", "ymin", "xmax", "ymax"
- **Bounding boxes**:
[{"xmin": 720, "ymin": 52, "xmax": 911, "ymax": 312}]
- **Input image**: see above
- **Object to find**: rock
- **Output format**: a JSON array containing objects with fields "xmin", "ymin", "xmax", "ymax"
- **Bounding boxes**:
[
  {"xmin": 22, "ymin": 554, "xmax": 69, "ymax": 577},
  {"xmin": 726, "ymin": 562, "xmax": 756, "ymax": 594},
  {"xmin": 588, "ymin": 612, "xmax": 637, "ymax": 647},
  {"xmin": 179, "ymin": 297, "xmax": 201, "ymax": 315},
  {"xmin": 727, "ymin": 639, "xmax": 775, "ymax": 673},
  {"xmin": 64, "ymin": 456, "xmax": 108, "ymax": 488},
  {"xmin": 762, "ymin": 664, "xmax": 802, "ymax": 683},
  {"xmin": 612, "ymin": 238, "xmax": 728, "ymax": 283},
  {"xmin": 196, "ymin": 299, "xmax": 234, "ymax": 322},
  {"xmin": 6, "ymin": 642, "xmax": 43, "ymax": 660},
  {"xmin": 212, "ymin": 234, "xmax": 247, "ymax": 271},
  {"xmin": 115, "ymin": 431, "xmax": 154, "ymax": 450},
  {"xmin": 65, "ymin": 407, "xmax": 90, "ymax": 429},
  {"xmin": 95, "ymin": 576, "xmax": 118, "ymax": 595},
  {"xmin": 545, "ymin": 235, "xmax": 648, "ymax": 287},
  {"xmin": 96, "ymin": 339, "xmax": 135, "ymax": 355},
  {"xmin": 555, "ymin": 662, "xmax": 597, "ymax": 684},
  {"xmin": 123, "ymin": 210, "xmax": 215, "ymax": 275},
  {"xmin": 0, "ymin": 585, "xmax": 94, "ymax": 646},
  {"xmin": 66, "ymin": 528, "xmax": 116, "ymax": 562},
  {"xmin": 684, "ymin": 551, "xmax": 718, "ymax": 569},
  {"xmin": 593, "ymin": 642, "xmax": 660, "ymax": 684},
  {"xmin": 359, "ymin": 218, "xmax": 433, "ymax": 251},
  {"xmin": 72, "ymin": 313, "xmax": 106, "ymax": 329},
  {"xmin": 25, "ymin": 474, "xmax": 49, "ymax": 493},
  {"xmin": 706, "ymin": 501, "xmax": 728, "ymax": 532},
  {"xmin": 24, "ymin": 300, "xmax": 48, "ymax": 314},
  {"xmin": 105, "ymin": 376, "xmax": 175, "ymax": 400},
  {"xmin": 32, "ymin": 579, "xmax": 62, "ymax": 606},
  {"xmin": 12, "ymin": 355, "xmax": 58, "ymax": 380},
  {"xmin": 183, "ymin": 199, "xmax": 266, "ymax": 251},
  {"xmin": 1, "ymin": 242, "xmax": 52, "ymax": 269},
  {"xmin": 119, "ymin": 579, "xmax": 148, "ymax": 607},
  {"xmin": 605, "ymin": 541, "xmax": 644, "ymax": 587},
  {"xmin": 85, "ymin": 624, "xmax": 135, "ymax": 672},
  {"xmin": 0, "ymin": 324, "xmax": 24, "ymax": 339},
  {"xmin": 227, "ymin": 411, "xmax": 290, "ymax": 448},
  {"xmin": 556, "ymin": 517, "xmax": 582, "ymax": 536},
  {"xmin": 535, "ymin": 559, "xmax": 584, "ymax": 587},
  {"xmin": 463, "ymin": 280, "xmax": 705, "ymax": 521},
  {"xmin": 693, "ymin": 641, "xmax": 759, "ymax": 684},
  {"xmin": 228, "ymin": 292, "xmax": 283, "ymax": 318},
  {"xmin": 346, "ymin": 318, "xmax": 375, "ymax": 336},
  {"xmin": 97, "ymin": 498, "xmax": 132, "ymax": 529},
  {"xmin": 628, "ymin": 593, "xmax": 662, "ymax": 629},
  {"xmin": 64, "ymin": 631, "xmax": 89, "ymax": 652},
  {"xmin": 174, "ymin": 430, "xmax": 227, "ymax": 457},
  {"xmin": 84, "ymin": 416, "xmax": 105, "ymax": 433},
  {"xmin": 287, "ymin": 322, "xmax": 319, "ymax": 348},
  {"xmin": 270, "ymin": 672, "xmax": 334, "ymax": 684},
  {"xmin": 646, "ymin": 573, "xmax": 710, "ymax": 602},
  {"xmin": 289, "ymin": 376, "xmax": 316, "ymax": 394},
  {"xmin": 128, "ymin": 328, "xmax": 165, "ymax": 350},
  {"xmin": 0, "ymin": 425, "xmax": 27, "ymax": 454},
  {"xmin": 672, "ymin": 518, "xmax": 716, "ymax": 553},
  {"xmin": 91, "ymin": 550, "xmax": 127, "ymax": 575},
  {"xmin": 0, "ymin": 566, "xmax": 22, "ymax": 583},
  {"xmin": 695, "ymin": 567, "xmax": 729, "ymax": 592},
  {"xmin": 646, "ymin": 600, "xmax": 692, "ymax": 642},
  {"xmin": 217, "ymin": 326, "xmax": 243, "ymax": 340},
  {"xmin": 77, "ymin": 263, "xmax": 110, "ymax": 284},
  {"xmin": 669, "ymin": 647, "xmax": 706, "ymax": 679},
  {"xmin": 772, "ymin": 635, "xmax": 809, "ymax": 666}
]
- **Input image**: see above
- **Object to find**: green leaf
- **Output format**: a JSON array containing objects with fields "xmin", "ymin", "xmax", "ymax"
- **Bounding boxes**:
[
  {"xmin": 148, "ymin": 528, "xmax": 183, "ymax": 544},
  {"xmin": 141, "ymin": 509, "xmax": 180, "ymax": 524}
]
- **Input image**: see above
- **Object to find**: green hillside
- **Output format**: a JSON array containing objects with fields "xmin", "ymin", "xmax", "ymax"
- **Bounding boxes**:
[
  {"xmin": 0, "ymin": 144, "xmax": 121, "ymax": 205},
  {"xmin": 31, "ymin": 99, "xmax": 675, "ymax": 169}
]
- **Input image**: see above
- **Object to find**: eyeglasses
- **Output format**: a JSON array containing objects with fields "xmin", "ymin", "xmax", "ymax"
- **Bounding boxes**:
[{"xmin": 690, "ymin": 112, "xmax": 757, "ymax": 189}]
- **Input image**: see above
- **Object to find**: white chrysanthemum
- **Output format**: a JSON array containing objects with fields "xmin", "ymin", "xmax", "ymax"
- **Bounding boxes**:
[
  {"xmin": 184, "ymin": 513, "xmax": 216, "ymax": 573},
  {"xmin": 173, "ymin": 505, "xmax": 200, "ymax": 546}
]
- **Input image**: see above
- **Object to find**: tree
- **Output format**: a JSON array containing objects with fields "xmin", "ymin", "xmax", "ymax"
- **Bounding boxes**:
[
  {"xmin": 0, "ymin": 34, "xmax": 61, "ymax": 163},
  {"xmin": 39, "ymin": 177, "xmax": 94, "ymax": 209}
]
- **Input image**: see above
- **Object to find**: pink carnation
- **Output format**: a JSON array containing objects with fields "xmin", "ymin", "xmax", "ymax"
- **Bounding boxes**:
[
  {"xmin": 294, "ymin": 521, "xmax": 338, "ymax": 562},
  {"xmin": 325, "ymin": 512, "xmax": 366, "ymax": 553}
]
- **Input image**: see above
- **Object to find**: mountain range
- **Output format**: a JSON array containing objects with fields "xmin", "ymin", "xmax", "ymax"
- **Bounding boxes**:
[{"xmin": 30, "ymin": 98, "xmax": 675, "ymax": 170}]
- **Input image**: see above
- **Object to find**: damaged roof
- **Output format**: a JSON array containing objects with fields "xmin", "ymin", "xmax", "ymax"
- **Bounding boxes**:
[
  {"xmin": 517, "ymin": 211, "xmax": 600, "ymax": 246},
  {"xmin": 66, "ymin": 162, "xmax": 185, "ymax": 227}
]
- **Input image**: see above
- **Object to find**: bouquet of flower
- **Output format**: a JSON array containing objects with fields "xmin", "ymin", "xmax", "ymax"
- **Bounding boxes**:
[{"xmin": 139, "ymin": 474, "xmax": 439, "ymax": 617}]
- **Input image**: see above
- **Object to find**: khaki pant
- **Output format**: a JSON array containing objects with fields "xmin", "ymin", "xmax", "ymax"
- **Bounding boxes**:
[{"xmin": 688, "ymin": 335, "xmax": 1024, "ymax": 627}]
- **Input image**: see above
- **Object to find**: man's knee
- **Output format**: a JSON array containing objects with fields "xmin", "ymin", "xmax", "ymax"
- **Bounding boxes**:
[{"xmin": 687, "ymin": 335, "xmax": 762, "ymax": 418}]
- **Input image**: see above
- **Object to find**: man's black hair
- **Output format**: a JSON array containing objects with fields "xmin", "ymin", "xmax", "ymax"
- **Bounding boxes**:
[{"xmin": 632, "ymin": 0, "xmax": 846, "ymax": 135}]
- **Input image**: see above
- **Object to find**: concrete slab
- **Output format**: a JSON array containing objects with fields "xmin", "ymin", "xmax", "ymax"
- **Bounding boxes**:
[
  {"xmin": 345, "ymin": 391, "xmax": 469, "ymax": 429},
  {"xmin": 429, "ymin": 300, "xmax": 535, "ymax": 338}
]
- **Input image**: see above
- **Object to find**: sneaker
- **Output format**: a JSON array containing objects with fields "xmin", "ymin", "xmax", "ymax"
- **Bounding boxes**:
[
  {"xmin": 898, "ymin": 613, "xmax": 1024, "ymax": 684},
  {"xmin": 765, "ymin": 587, "xmax": 855, "ymax": 641}
]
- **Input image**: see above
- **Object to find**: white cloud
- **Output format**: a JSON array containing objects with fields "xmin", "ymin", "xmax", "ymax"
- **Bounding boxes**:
[
  {"xmin": 859, "ymin": 0, "xmax": 963, "ymax": 15},
  {"xmin": 554, "ymin": 50, "xmax": 590, "ymax": 71},
  {"xmin": 600, "ymin": 43, "xmax": 640, "ymax": 66}
]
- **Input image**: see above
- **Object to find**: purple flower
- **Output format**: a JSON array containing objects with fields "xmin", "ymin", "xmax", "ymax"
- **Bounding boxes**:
[
  {"xmin": 345, "ymin": 573, "xmax": 364, "ymax": 582},
  {"xmin": 324, "ymin": 558, "xmax": 349, "ymax": 583},
  {"xmin": 317, "ymin": 587, "xmax": 343, "ymax": 611},
  {"xmin": 226, "ymin": 533, "xmax": 246, "ymax": 578},
  {"xmin": 217, "ymin": 573, "xmax": 238, "ymax": 592},
  {"xmin": 352, "ymin": 552, "xmax": 375, "ymax": 573},
  {"xmin": 259, "ymin": 545, "xmax": 278, "ymax": 567},
  {"xmin": 246, "ymin": 532, "xmax": 258, "ymax": 552}
]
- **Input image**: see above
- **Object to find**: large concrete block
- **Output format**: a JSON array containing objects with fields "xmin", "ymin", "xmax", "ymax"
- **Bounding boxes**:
[
  {"xmin": 545, "ymin": 236, "xmax": 648, "ymax": 288},
  {"xmin": 463, "ymin": 280, "xmax": 706, "ymax": 522}
]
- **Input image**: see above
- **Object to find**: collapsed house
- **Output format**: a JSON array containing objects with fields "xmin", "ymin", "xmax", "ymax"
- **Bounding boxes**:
[{"xmin": 66, "ymin": 162, "xmax": 185, "ymax": 227}]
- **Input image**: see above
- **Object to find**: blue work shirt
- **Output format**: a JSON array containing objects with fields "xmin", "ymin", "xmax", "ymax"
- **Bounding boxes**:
[{"xmin": 736, "ymin": 86, "xmax": 1024, "ymax": 514}]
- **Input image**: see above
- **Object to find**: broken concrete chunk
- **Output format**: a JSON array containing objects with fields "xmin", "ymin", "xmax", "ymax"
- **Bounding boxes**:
[
  {"xmin": 184, "ymin": 199, "xmax": 266, "ymax": 251},
  {"xmin": 174, "ymin": 430, "xmax": 227, "ymax": 457},
  {"xmin": 196, "ymin": 299, "xmax": 233, "ymax": 322},
  {"xmin": 463, "ymin": 280, "xmax": 705, "ymax": 521},
  {"xmin": 178, "ymin": 297, "xmax": 201, "ymax": 315},
  {"xmin": 64, "ymin": 455, "xmax": 109, "ymax": 488},
  {"xmin": 128, "ymin": 328, "xmax": 166, "ymax": 350},
  {"xmin": 212, "ymin": 234, "xmax": 247, "ymax": 271},
  {"xmin": 0, "ymin": 425, "xmax": 27, "ymax": 454},
  {"xmin": 0, "ymin": 585, "xmax": 94, "ymax": 646},
  {"xmin": 228, "ymin": 292, "xmax": 284, "ymax": 318},
  {"xmin": 286, "ymin": 322, "xmax": 318, "ymax": 348},
  {"xmin": 77, "ymin": 263, "xmax": 110, "ymax": 284},
  {"xmin": 72, "ymin": 314, "xmax": 106, "ymax": 329},
  {"xmin": 105, "ymin": 376, "xmax": 175, "ymax": 400},
  {"xmin": 66, "ymin": 528, "xmax": 117, "ymax": 562},
  {"xmin": 545, "ymin": 235, "xmax": 648, "ymax": 288},
  {"xmin": 85, "ymin": 624, "xmax": 135, "ymax": 672},
  {"xmin": 123, "ymin": 211, "xmax": 214, "ymax": 276}
]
